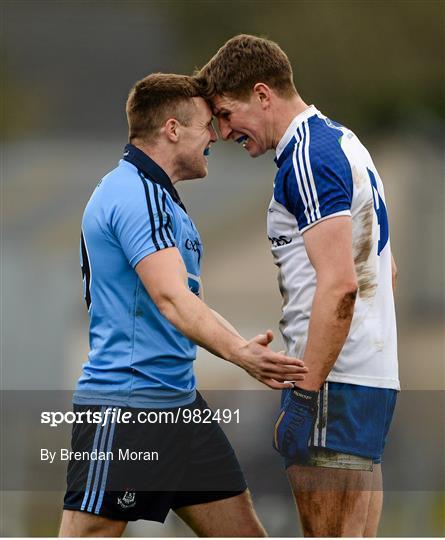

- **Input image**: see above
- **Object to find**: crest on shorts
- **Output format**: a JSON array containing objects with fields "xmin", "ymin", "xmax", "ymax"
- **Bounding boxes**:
[{"xmin": 117, "ymin": 490, "xmax": 136, "ymax": 509}]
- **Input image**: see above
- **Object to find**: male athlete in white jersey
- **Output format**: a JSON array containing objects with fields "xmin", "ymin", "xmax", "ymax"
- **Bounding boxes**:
[{"xmin": 197, "ymin": 35, "xmax": 399, "ymax": 537}]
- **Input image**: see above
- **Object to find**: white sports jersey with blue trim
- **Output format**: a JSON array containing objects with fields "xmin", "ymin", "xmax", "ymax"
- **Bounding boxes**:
[{"xmin": 268, "ymin": 106, "xmax": 399, "ymax": 390}]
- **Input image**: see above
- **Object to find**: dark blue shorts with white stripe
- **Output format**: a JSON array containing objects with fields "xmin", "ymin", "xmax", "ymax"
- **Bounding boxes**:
[
  {"xmin": 63, "ymin": 392, "xmax": 246, "ymax": 522},
  {"xmin": 283, "ymin": 381, "xmax": 397, "ymax": 468}
]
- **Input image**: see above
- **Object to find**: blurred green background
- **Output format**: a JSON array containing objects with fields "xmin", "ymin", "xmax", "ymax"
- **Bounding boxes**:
[{"xmin": 1, "ymin": 0, "xmax": 444, "ymax": 536}]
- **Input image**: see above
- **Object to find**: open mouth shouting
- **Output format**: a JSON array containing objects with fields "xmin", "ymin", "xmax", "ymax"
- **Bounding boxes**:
[{"xmin": 236, "ymin": 135, "xmax": 249, "ymax": 148}]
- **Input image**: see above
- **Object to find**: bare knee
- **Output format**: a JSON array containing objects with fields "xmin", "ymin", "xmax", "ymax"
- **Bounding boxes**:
[
  {"xmin": 235, "ymin": 519, "xmax": 267, "ymax": 538},
  {"xmin": 288, "ymin": 465, "xmax": 373, "ymax": 537},
  {"xmin": 296, "ymin": 490, "xmax": 365, "ymax": 537},
  {"xmin": 236, "ymin": 491, "xmax": 267, "ymax": 537},
  {"xmin": 58, "ymin": 510, "xmax": 126, "ymax": 537},
  {"xmin": 175, "ymin": 490, "xmax": 267, "ymax": 537}
]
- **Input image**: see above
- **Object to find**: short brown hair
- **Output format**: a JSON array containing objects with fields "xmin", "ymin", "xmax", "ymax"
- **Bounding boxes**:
[
  {"xmin": 126, "ymin": 73, "xmax": 200, "ymax": 143},
  {"xmin": 196, "ymin": 34, "xmax": 296, "ymax": 100}
]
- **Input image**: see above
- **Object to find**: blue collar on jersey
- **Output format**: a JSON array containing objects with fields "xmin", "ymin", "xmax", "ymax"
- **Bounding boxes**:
[{"xmin": 123, "ymin": 143, "xmax": 187, "ymax": 212}]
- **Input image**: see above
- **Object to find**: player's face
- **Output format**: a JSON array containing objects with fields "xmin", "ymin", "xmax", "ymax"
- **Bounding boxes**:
[
  {"xmin": 212, "ymin": 94, "xmax": 270, "ymax": 158},
  {"xmin": 175, "ymin": 97, "xmax": 218, "ymax": 181}
]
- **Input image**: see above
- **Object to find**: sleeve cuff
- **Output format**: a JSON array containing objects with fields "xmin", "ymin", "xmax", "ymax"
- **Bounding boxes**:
[
  {"xmin": 300, "ymin": 210, "xmax": 352, "ymax": 234},
  {"xmin": 130, "ymin": 243, "xmax": 175, "ymax": 268}
]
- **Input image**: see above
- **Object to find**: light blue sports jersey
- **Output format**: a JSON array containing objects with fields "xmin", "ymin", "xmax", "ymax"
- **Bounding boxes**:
[{"xmin": 74, "ymin": 144, "xmax": 202, "ymax": 407}]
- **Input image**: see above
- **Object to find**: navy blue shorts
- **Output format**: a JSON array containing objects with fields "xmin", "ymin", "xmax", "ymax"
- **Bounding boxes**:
[
  {"xmin": 63, "ymin": 392, "xmax": 246, "ymax": 522},
  {"xmin": 284, "ymin": 381, "xmax": 397, "ymax": 468}
]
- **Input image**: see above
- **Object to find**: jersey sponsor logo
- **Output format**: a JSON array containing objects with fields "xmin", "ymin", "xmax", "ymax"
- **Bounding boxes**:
[
  {"xmin": 185, "ymin": 238, "xmax": 200, "ymax": 251},
  {"xmin": 117, "ymin": 490, "xmax": 136, "ymax": 509},
  {"xmin": 268, "ymin": 235, "xmax": 292, "ymax": 247},
  {"xmin": 185, "ymin": 238, "xmax": 202, "ymax": 263}
]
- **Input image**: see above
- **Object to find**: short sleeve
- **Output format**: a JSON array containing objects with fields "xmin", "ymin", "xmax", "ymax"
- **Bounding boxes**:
[
  {"xmin": 110, "ymin": 174, "xmax": 176, "ymax": 267},
  {"xmin": 278, "ymin": 121, "xmax": 353, "ymax": 233}
]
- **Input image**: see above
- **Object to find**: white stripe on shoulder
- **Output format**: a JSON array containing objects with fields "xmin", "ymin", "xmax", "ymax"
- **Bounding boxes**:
[
  {"xmin": 292, "ymin": 130, "xmax": 311, "ymax": 225},
  {"xmin": 304, "ymin": 120, "xmax": 321, "ymax": 220},
  {"xmin": 298, "ymin": 124, "xmax": 316, "ymax": 223}
]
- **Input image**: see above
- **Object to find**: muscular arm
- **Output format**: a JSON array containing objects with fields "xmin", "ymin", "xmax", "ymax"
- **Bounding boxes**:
[
  {"xmin": 211, "ymin": 309, "xmax": 244, "ymax": 339},
  {"xmin": 136, "ymin": 248, "xmax": 307, "ymax": 389},
  {"xmin": 298, "ymin": 216, "xmax": 358, "ymax": 391}
]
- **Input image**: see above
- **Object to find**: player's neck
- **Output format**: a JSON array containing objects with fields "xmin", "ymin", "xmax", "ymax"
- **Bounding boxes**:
[
  {"xmin": 132, "ymin": 141, "xmax": 179, "ymax": 184},
  {"xmin": 272, "ymin": 95, "xmax": 310, "ymax": 150}
]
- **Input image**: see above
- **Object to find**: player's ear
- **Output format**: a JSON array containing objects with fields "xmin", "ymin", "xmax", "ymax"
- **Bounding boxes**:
[
  {"xmin": 253, "ymin": 83, "xmax": 272, "ymax": 109},
  {"xmin": 163, "ymin": 118, "xmax": 180, "ymax": 143}
]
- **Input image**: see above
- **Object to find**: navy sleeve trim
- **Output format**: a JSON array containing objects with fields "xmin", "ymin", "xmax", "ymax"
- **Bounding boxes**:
[
  {"xmin": 138, "ymin": 171, "xmax": 161, "ymax": 250},
  {"xmin": 138, "ymin": 171, "xmax": 176, "ymax": 251},
  {"xmin": 161, "ymin": 190, "xmax": 175, "ymax": 244},
  {"xmin": 152, "ymin": 182, "xmax": 169, "ymax": 248}
]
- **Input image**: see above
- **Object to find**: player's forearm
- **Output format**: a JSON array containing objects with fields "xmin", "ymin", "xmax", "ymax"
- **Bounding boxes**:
[
  {"xmin": 298, "ymin": 282, "xmax": 357, "ymax": 391},
  {"xmin": 211, "ymin": 309, "xmax": 244, "ymax": 339},
  {"xmin": 157, "ymin": 289, "xmax": 247, "ymax": 363}
]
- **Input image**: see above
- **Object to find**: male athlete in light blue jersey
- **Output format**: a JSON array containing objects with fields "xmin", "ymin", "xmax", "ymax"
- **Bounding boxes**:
[
  {"xmin": 76, "ymin": 143, "xmax": 201, "ymax": 408},
  {"xmin": 59, "ymin": 73, "xmax": 306, "ymax": 537},
  {"xmin": 198, "ymin": 35, "xmax": 399, "ymax": 537}
]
